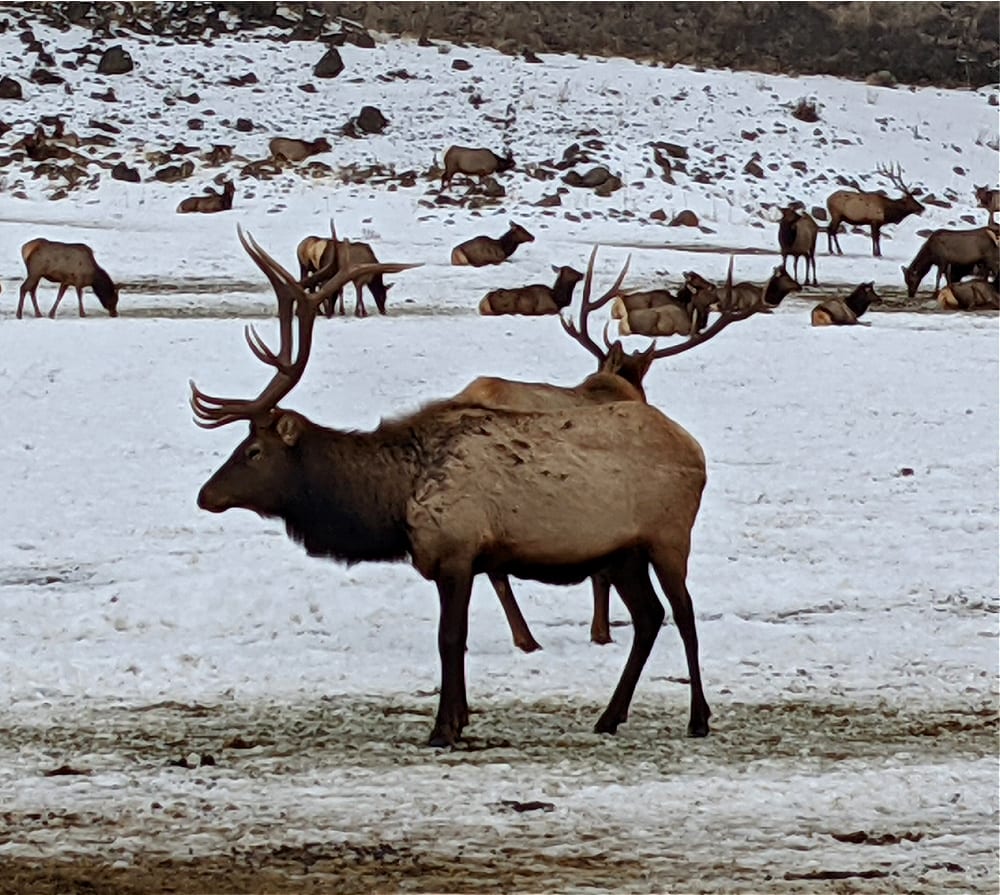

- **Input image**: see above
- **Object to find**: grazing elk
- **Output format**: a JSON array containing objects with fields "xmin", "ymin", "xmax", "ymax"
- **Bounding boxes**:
[
  {"xmin": 478, "ymin": 265, "xmax": 583, "ymax": 316},
  {"xmin": 901, "ymin": 226, "xmax": 1000, "ymax": 297},
  {"xmin": 778, "ymin": 206, "xmax": 818, "ymax": 285},
  {"xmin": 269, "ymin": 136, "xmax": 332, "ymax": 163},
  {"xmin": 451, "ymin": 222, "xmax": 535, "ymax": 267},
  {"xmin": 457, "ymin": 253, "xmax": 748, "ymax": 652},
  {"xmin": 827, "ymin": 163, "xmax": 925, "ymax": 257},
  {"xmin": 810, "ymin": 282, "xmax": 880, "ymax": 326},
  {"xmin": 441, "ymin": 145, "xmax": 515, "ymax": 190},
  {"xmin": 975, "ymin": 185, "xmax": 999, "ymax": 224},
  {"xmin": 937, "ymin": 278, "xmax": 1000, "ymax": 311},
  {"xmin": 296, "ymin": 234, "xmax": 329, "ymax": 283},
  {"xmin": 18, "ymin": 238, "xmax": 119, "ymax": 319},
  {"xmin": 300, "ymin": 223, "xmax": 397, "ymax": 317},
  {"xmin": 192, "ymin": 229, "xmax": 713, "ymax": 746},
  {"xmin": 176, "ymin": 179, "xmax": 235, "ymax": 214}
]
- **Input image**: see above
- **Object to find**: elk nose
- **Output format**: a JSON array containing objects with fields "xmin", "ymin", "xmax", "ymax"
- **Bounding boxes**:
[{"xmin": 197, "ymin": 484, "xmax": 227, "ymax": 513}]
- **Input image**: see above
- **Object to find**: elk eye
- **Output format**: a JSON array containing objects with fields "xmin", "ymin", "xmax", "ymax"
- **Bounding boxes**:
[{"xmin": 245, "ymin": 444, "xmax": 263, "ymax": 461}]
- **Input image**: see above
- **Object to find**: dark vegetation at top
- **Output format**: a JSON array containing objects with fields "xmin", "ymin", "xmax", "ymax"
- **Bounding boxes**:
[{"xmin": 4, "ymin": 1, "xmax": 998, "ymax": 89}]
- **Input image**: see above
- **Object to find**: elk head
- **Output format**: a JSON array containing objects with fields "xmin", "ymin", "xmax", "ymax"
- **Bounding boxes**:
[{"xmin": 876, "ymin": 161, "xmax": 925, "ymax": 216}]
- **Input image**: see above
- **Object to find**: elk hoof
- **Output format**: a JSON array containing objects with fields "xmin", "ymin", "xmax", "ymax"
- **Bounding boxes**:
[
  {"xmin": 428, "ymin": 723, "xmax": 461, "ymax": 748},
  {"xmin": 515, "ymin": 636, "xmax": 543, "ymax": 654},
  {"xmin": 687, "ymin": 714, "xmax": 711, "ymax": 738},
  {"xmin": 593, "ymin": 713, "xmax": 621, "ymax": 735},
  {"xmin": 590, "ymin": 627, "xmax": 613, "ymax": 646}
]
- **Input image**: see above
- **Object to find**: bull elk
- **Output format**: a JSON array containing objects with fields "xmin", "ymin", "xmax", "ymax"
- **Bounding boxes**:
[
  {"xmin": 300, "ymin": 223, "xmax": 396, "ymax": 317},
  {"xmin": 901, "ymin": 226, "xmax": 999, "ymax": 297},
  {"xmin": 478, "ymin": 265, "xmax": 582, "ymax": 316},
  {"xmin": 191, "ymin": 229, "xmax": 713, "ymax": 746},
  {"xmin": 827, "ymin": 162, "xmax": 924, "ymax": 257},
  {"xmin": 937, "ymin": 278, "xmax": 1000, "ymax": 311},
  {"xmin": 17, "ymin": 238, "xmax": 119, "ymax": 319},
  {"xmin": 177, "ymin": 179, "xmax": 235, "ymax": 214},
  {"xmin": 458, "ymin": 252, "xmax": 750, "ymax": 653},
  {"xmin": 269, "ymin": 136, "xmax": 331, "ymax": 163},
  {"xmin": 778, "ymin": 206, "xmax": 818, "ymax": 285},
  {"xmin": 810, "ymin": 282, "xmax": 880, "ymax": 326},
  {"xmin": 451, "ymin": 222, "xmax": 535, "ymax": 267},
  {"xmin": 975, "ymin": 185, "xmax": 999, "ymax": 224},
  {"xmin": 441, "ymin": 145, "xmax": 515, "ymax": 190}
]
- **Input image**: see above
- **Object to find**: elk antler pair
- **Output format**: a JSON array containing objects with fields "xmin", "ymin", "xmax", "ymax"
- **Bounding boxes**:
[
  {"xmin": 190, "ymin": 226, "xmax": 420, "ymax": 428},
  {"xmin": 875, "ymin": 161, "xmax": 916, "ymax": 196}
]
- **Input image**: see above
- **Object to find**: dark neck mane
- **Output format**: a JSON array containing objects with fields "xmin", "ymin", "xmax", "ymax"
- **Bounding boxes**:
[{"xmin": 844, "ymin": 285, "xmax": 875, "ymax": 317}]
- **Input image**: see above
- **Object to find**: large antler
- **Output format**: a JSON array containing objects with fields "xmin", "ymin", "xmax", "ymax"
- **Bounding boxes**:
[
  {"xmin": 644, "ymin": 257, "xmax": 756, "ymax": 360},
  {"xmin": 875, "ymin": 161, "xmax": 914, "ymax": 196},
  {"xmin": 559, "ymin": 244, "xmax": 631, "ymax": 362},
  {"xmin": 190, "ymin": 226, "xmax": 420, "ymax": 428}
]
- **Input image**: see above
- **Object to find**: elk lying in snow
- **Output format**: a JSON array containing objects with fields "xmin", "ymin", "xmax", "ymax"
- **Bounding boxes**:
[
  {"xmin": 975, "ymin": 185, "xmax": 999, "ymax": 224},
  {"xmin": 300, "ymin": 223, "xmax": 397, "ymax": 317},
  {"xmin": 811, "ymin": 282, "xmax": 880, "ymax": 326},
  {"xmin": 937, "ymin": 278, "xmax": 1000, "ymax": 310},
  {"xmin": 719, "ymin": 266, "xmax": 800, "ymax": 314},
  {"xmin": 451, "ymin": 222, "xmax": 535, "ymax": 267},
  {"xmin": 192, "ymin": 229, "xmax": 713, "ymax": 746},
  {"xmin": 478, "ymin": 265, "xmax": 582, "ymax": 316},
  {"xmin": 177, "ymin": 180, "xmax": 235, "ymax": 214},
  {"xmin": 457, "ymin": 252, "xmax": 749, "ymax": 652},
  {"xmin": 612, "ymin": 271, "xmax": 719, "ymax": 337},
  {"xmin": 901, "ymin": 226, "xmax": 999, "ymax": 297},
  {"xmin": 269, "ymin": 136, "xmax": 331, "ymax": 163},
  {"xmin": 827, "ymin": 162, "xmax": 924, "ymax": 257},
  {"xmin": 778, "ymin": 206, "xmax": 818, "ymax": 285},
  {"xmin": 18, "ymin": 238, "xmax": 119, "ymax": 319},
  {"xmin": 441, "ymin": 145, "xmax": 515, "ymax": 189}
]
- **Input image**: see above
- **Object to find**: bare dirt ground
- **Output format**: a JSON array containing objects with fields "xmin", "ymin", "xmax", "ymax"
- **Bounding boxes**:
[{"xmin": 1, "ymin": 693, "xmax": 995, "ymax": 894}]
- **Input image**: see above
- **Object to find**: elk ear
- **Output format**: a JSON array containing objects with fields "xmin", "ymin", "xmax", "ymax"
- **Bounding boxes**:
[
  {"xmin": 275, "ymin": 413, "xmax": 303, "ymax": 447},
  {"xmin": 551, "ymin": 264, "xmax": 561, "ymax": 273},
  {"xmin": 605, "ymin": 340, "xmax": 625, "ymax": 366}
]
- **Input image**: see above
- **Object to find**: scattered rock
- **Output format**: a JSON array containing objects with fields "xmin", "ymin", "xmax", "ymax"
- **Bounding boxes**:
[
  {"xmin": 234, "ymin": 117, "xmax": 254, "ymax": 132},
  {"xmin": 744, "ymin": 158, "xmax": 765, "ymax": 179},
  {"xmin": 535, "ymin": 192, "xmax": 562, "ymax": 207},
  {"xmin": 111, "ymin": 162, "xmax": 141, "ymax": 183},
  {"xmin": 97, "ymin": 45, "xmax": 134, "ymax": 75},
  {"xmin": 669, "ymin": 210, "xmax": 699, "ymax": 227},
  {"xmin": 314, "ymin": 46, "xmax": 345, "ymax": 79},
  {"xmin": 0, "ymin": 75, "xmax": 23, "ymax": 99},
  {"xmin": 650, "ymin": 209, "xmax": 667, "ymax": 221},
  {"xmin": 355, "ymin": 105, "xmax": 388, "ymax": 134},
  {"xmin": 866, "ymin": 69, "xmax": 897, "ymax": 88},
  {"xmin": 451, "ymin": 59, "xmax": 471, "ymax": 71}
]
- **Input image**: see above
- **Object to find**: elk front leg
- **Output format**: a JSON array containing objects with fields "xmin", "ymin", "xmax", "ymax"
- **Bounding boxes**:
[
  {"xmin": 76, "ymin": 286, "xmax": 87, "ymax": 317},
  {"xmin": 430, "ymin": 568, "xmax": 474, "ymax": 747},
  {"xmin": 47, "ymin": 284, "xmax": 70, "ymax": 318},
  {"xmin": 871, "ymin": 223, "xmax": 882, "ymax": 257},
  {"xmin": 488, "ymin": 573, "xmax": 542, "ymax": 653},
  {"xmin": 595, "ymin": 554, "xmax": 664, "ymax": 734},
  {"xmin": 590, "ymin": 571, "xmax": 613, "ymax": 645}
]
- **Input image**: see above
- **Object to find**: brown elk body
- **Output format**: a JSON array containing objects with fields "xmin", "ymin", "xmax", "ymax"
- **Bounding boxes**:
[
  {"xmin": 826, "ymin": 163, "xmax": 924, "ymax": 257},
  {"xmin": 811, "ymin": 282, "xmax": 880, "ymax": 326},
  {"xmin": 778, "ymin": 207, "xmax": 818, "ymax": 285},
  {"xmin": 191, "ymin": 231, "xmax": 712, "ymax": 747},
  {"xmin": 441, "ymin": 145, "xmax": 515, "ymax": 189},
  {"xmin": 478, "ymin": 265, "xmax": 582, "ymax": 316},
  {"xmin": 269, "ymin": 137, "xmax": 331, "ymax": 162},
  {"xmin": 721, "ymin": 267, "xmax": 801, "ymax": 314},
  {"xmin": 300, "ymin": 224, "xmax": 395, "ymax": 317},
  {"xmin": 451, "ymin": 222, "xmax": 535, "ymax": 267},
  {"xmin": 177, "ymin": 180, "xmax": 234, "ymax": 214},
  {"xmin": 937, "ymin": 278, "xmax": 1000, "ymax": 310},
  {"xmin": 975, "ymin": 186, "xmax": 999, "ymax": 224},
  {"xmin": 18, "ymin": 238, "xmax": 119, "ymax": 319},
  {"xmin": 901, "ymin": 227, "xmax": 1000, "ymax": 297}
]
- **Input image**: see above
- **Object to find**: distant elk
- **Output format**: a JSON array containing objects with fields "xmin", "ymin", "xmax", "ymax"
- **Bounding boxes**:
[
  {"xmin": 456, "ymin": 249, "xmax": 748, "ymax": 652},
  {"xmin": 451, "ymin": 222, "xmax": 535, "ymax": 267},
  {"xmin": 269, "ymin": 136, "xmax": 331, "ymax": 163},
  {"xmin": 17, "ymin": 238, "xmax": 119, "ymax": 319},
  {"xmin": 177, "ymin": 179, "xmax": 235, "ymax": 214},
  {"xmin": 810, "ymin": 282, "xmax": 880, "ymax": 326},
  {"xmin": 612, "ymin": 270, "xmax": 719, "ymax": 337},
  {"xmin": 299, "ymin": 223, "xmax": 402, "ymax": 317},
  {"xmin": 191, "ymin": 229, "xmax": 712, "ymax": 746},
  {"xmin": 719, "ymin": 266, "xmax": 800, "ymax": 314},
  {"xmin": 937, "ymin": 278, "xmax": 1000, "ymax": 311},
  {"xmin": 777, "ymin": 206, "xmax": 818, "ymax": 285},
  {"xmin": 975, "ymin": 185, "xmax": 999, "ymax": 224},
  {"xmin": 827, "ymin": 162, "xmax": 925, "ymax": 257},
  {"xmin": 901, "ymin": 226, "xmax": 1000, "ymax": 297},
  {"xmin": 441, "ymin": 145, "xmax": 515, "ymax": 190},
  {"xmin": 478, "ymin": 265, "xmax": 583, "ymax": 316}
]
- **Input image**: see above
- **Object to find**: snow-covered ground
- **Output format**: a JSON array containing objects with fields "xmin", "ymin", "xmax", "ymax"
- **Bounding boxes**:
[{"xmin": 0, "ymin": 15, "xmax": 997, "ymax": 894}]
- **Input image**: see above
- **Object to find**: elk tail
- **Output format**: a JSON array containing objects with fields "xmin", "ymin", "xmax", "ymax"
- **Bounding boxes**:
[{"xmin": 451, "ymin": 247, "xmax": 468, "ymax": 266}]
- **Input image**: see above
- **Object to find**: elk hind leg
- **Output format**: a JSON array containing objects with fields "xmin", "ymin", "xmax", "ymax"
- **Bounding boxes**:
[
  {"xmin": 590, "ymin": 570, "xmax": 613, "ymax": 645},
  {"xmin": 650, "ymin": 549, "xmax": 711, "ymax": 737},
  {"xmin": 594, "ymin": 554, "xmax": 664, "ymax": 734},
  {"xmin": 430, "ymin": 567, "xmax": 474, "ymax": 747},
  {"xmin": 488, "ymin": 573, "xmax": 542, "ymax": 653}
]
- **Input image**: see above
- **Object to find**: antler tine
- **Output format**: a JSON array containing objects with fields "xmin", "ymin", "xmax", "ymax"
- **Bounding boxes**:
[
  {"xmin": 646, "ymin": 256, "xmax": 753, "ymax": 360},
  {"xmin": 560, "ymin": 247, "xmax": 631, "ymax": 361},
  {"xmin": 309, "ymin": 261, "xmax": 423, "ymax": 314}
]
